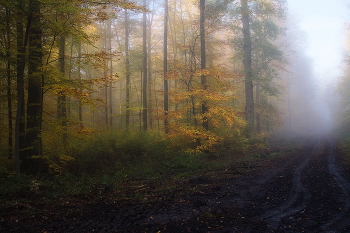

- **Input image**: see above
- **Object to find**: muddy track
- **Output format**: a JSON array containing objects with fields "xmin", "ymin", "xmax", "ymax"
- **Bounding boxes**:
[
  {"xmin": 1, "ymin": 137, "xmax": 350, "ymax": 232},
  {"xmin": 253, "ymin": 137, "xmax": 350, "ymax": 232}
]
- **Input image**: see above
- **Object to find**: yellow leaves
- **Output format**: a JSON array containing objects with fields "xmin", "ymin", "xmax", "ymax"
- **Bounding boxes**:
[
  {"xmin": 84, "ymin": 24, "xmax": 97, "ymax": 34},
  {"xmin": 83, "ymin": 50, "xmax": 120, "ymax": 71},
  {"xmin": 167, "ymin": 124, "xmax": 223, "ymax": 153},
  {"xmin": 191, "ymin": 89, "xmax": 229, "ymax": 102},
  {"xmin": 59, "ymin": 155, "xmax": 75, "ymax": 161},
  {"xmin": 196, "ymin": 69, "xmax": 211, "ymax": 77},
  {"xmin": 169, "ymin": 88, "xmax": 231, "ymax": 105},
  {"xmin": 94, "ymin": 10, "xmax": 110, "ymax": 21}
]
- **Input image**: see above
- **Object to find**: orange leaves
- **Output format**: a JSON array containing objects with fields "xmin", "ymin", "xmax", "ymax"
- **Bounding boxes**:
[
  {"xmin": 161, "ymin": 67, "xmax": 247, "ymax": 152},
  {"xmin": 167, "ymin": 123, "xmax": 223, "ymax": 153},
  {"xmin": 83, "ymin": 50, "xmax": 121, "ymax": 71},
  {"xmin": 190, "ymin": 89, "xmax": 229, "ymax": 102}
]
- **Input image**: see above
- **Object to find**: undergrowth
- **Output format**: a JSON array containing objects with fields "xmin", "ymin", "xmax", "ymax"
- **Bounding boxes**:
[
  {"xmin": 0, "ymin": 130, "xmax": 296, "ymax": 202},
  {"xmin": 338, "ymin": 135, "xmax": 350, "ymax": 166}
]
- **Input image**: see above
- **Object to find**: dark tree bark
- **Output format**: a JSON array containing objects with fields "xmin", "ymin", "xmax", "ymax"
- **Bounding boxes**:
[
  {"xmin": 142, "ymin": 0, "xmax": 148, "ymax": 131},
  {"xmin": 200, "ymin": 0, "xmax": 208, "ymax": 130},
  {"xmin": 241, "ymin": 0, "xmax": 254, "ymax": 135},
  {"xmin": 15, "ymin": 0, "xmax": 30, "ymax": 176},
  {"xmin": 164, "ymin": 0, "xmax": 169, "ymax": 134},
  {"xmin": 23, "ymin": 0, "xmax": 45, "ymax": 174},
  {"xmin": 6, "ymin": 7, "xmax": 13, "ymax": 159}
]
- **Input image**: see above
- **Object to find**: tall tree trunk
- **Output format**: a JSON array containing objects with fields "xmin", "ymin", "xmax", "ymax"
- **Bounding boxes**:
[
  {"xmin": 6, "ymin": 8, "xmax": 13, "ymax": 159},
  {"xmin": 125, "ymin": 9, "xmax": 131, "ymax": 127},
  {"xmin": 241, "ymin": 0, "xmax": 254, "ymax": 135},
  {"xmin": 163, "ymin": 0, "xmax": 169, "ymax": 134},
  {"xmin": 102, "ymin": 23, "xmax": 109, "ymax": 126},
  {"xmin": 15, "ymin": 0, "xmax": 30, "ymax": 176},
  {"xmin": 77, "ymin": 41, "xmax": 83, "ymax": 126},
  {"xmin": 147, "ymin": 12, "xmax": 153, "ymax": 129},
  {"xmin": 57, "ymin": 36, "xmax": 67, "ymax": 141},
  {"xmin": 23, "ymin": 0, "xmax": 44, "ymax": 174},
  {"xmin": 200, "ymin": 0, "xmax": 208, "ymax": 130},
  {"xmin": 108, "ymin": 19, "xmax": 113, "ymax": 127},
  {"xmin": 142, "ymin": 0, "xmax": 148, "ymax": 131}
]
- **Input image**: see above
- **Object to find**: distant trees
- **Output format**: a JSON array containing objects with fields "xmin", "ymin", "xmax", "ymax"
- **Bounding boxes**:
[
  {"xmin": 231, "ymin": 0, "xmax": 286, "ymax": 135},
  {"xmin": 273, "ymin": 18, "xmax": 318, "ymax": 136}
]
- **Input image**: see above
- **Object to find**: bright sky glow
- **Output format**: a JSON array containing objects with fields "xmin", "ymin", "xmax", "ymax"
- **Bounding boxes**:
[{"xmin": 287, "ymin": 0, "xmax": 349, "ymax": 82}]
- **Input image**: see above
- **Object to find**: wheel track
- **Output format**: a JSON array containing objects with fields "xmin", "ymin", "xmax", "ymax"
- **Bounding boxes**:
[
  {"xmin": 260, "ymin": 138, "xmax": 320, "ymax": 231},
  {"xmin": 321, "ymin": 137, "xmax": 350, "ymax": 232}
]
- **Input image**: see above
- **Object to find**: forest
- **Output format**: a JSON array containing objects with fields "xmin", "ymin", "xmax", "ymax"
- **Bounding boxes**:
[
  {"xmin": 1, "ymin": 1, "xmax": 350, "ymax": 229},
  {"xmin": 0, "ymin": 0, "xmax": 322, "ymax": 175}
]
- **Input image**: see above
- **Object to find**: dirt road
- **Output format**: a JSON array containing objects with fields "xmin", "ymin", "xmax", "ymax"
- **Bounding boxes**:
[{"xmin": 2, "ymin": 137, "xmax": 350, "ymax": 232}]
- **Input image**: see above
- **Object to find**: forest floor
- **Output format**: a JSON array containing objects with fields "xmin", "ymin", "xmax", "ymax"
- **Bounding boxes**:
[{"xmin": 1, "ymin": 136, "xmax": 350, "ymax": 232}]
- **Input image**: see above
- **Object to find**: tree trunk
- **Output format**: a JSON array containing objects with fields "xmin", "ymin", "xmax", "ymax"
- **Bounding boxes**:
[
  {"xmin": 147, "ymin": 12, "xmax": 153, "ymax": 129},
  {"xmin": 241, "ymin": 0, "xmax": 254, "ymax": 135},
  {"xmin": 57, "ymin": 36, "xmax": 68, "ymax": 141},
  {"xmin": 200, "ymin": 0, "xmax": 208, "ymax": 130},
  {"xmin": 108, "ymin": 19, "xmax": 113, "ymax": 127},
  {"xmin": 125, "ymin": 9, "xmax": 131, "ymax": 128},
  {"xmin": 256, "ymin": 82, "xmax": 261, "ymax": 134},
  {"xmin": 23, "ymin": 0, "xmax": 44, "ymax": 174},
  {"xmin": 142, "ymin": 0, "xmax": 148, "ymax": 131},
  {"xmin": 15, "ymin": 0, "xmax": 30, "ymax": 176},
  {"xmin": 6, "ymin": 7, "xmax": 13, "ymax": 159},
  {"xmin": 77, "ymin": 41, "xmax": 83, "ymax": 126},
  {"xmin": 163, "ymin": 0, "xmax": 169, "ymax": 134}
]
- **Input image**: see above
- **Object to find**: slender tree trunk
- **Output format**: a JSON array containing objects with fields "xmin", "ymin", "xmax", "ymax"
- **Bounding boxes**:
[
  {"xmin": 200, "ymin": 0, "xmax": 208, "ymax": 130},
  {"xmin": 103, "ymin": 23, "xmax": 109, "ymax": 126},
  {"xmin": 77, "ymin": 41, "xmax": 83, "ymax": 126},
  {"xmin": 189, "ymin": 47, "xmax": 198, "ymax": 127},
  {"xmin": 125, "ymin": 9, "xmax": 131, "ymax": 127},
  {"xmin": 23, "ymin": 0, "xmax": 44, "ymax": 174},
  {"xmin": 108, "ymin": 19, "xmax": 113, "ymax": 127},
  {"xmin": 256, "ymin": 82, "xmax": 261, "ymax": 134},
  {"xmin": 241, "ymin": 0, "xmax": 254, "ymax": 135},
  {"xmin": 6, "ymin": 8, "xmax": 13, "ymax": 159},
  {"xmin": 147, "ymin": 13, "xmax": 153, "ymax": 129},
  {"xmin": 164, "ymin": 0, "xmax": 169, "ymax": 134},
  {"xmin": 67, "ymin": 37, "xmax": 76, "ymax": 119},
  {"xmin": 288, "ymin": 82, "xmax": 292, "ymax": 133},
  {"xmin": 57, "ymin": 36, "xmax": 67, "ymax": 141},
  {"xmin": 142, "ymin": 0, "xmax": 148, "ymax": 131}
]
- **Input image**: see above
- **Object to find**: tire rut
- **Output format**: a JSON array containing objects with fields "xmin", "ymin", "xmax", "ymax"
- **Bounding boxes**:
[
  {"xmin": 321, "ymin": 138, "xmax": 350, "ymax": 232},
  {"xmin": 259, "ymin": 138, "xmax": 319, "ymax": 231},
  {"xmin": 256, "ymin": 137, "xmax": 350, "ymax": 233}
]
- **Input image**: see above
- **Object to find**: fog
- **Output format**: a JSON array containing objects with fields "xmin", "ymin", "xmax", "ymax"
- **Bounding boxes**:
[{"xmin": 274, "ymin": 0, "xmax": 349, "ymax": 137}]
